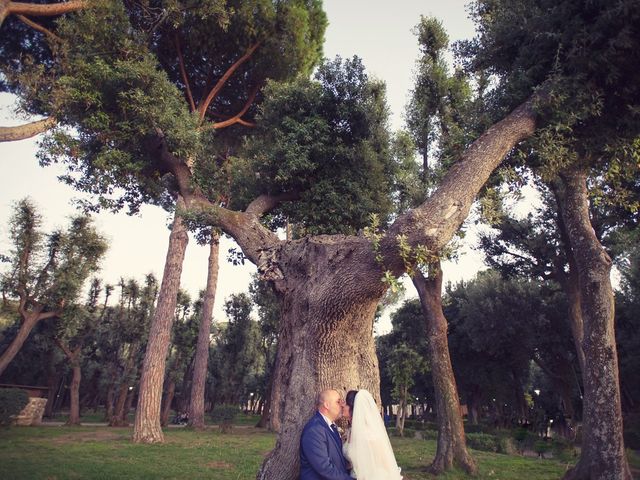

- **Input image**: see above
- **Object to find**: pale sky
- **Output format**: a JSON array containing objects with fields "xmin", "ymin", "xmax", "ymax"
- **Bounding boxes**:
[{"xmin": 0, "ymin": 1, "xmax": 483, "ymax": 332}]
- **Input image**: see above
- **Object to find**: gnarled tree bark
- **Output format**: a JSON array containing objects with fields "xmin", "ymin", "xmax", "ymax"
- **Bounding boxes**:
[
  {"xmin": 412, "ymin": 263, "xmax": 477, "ymax": 475},
  {"xmin": 146, "ymin": 92, "xmax": 540, "ymax": 479},
  {"xmin": 557, "ymin": 168, "xmax": 631, "ymax": 480}
]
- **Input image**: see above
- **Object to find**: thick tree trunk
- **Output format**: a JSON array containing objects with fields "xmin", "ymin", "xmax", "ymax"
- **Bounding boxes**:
[
  {"xmin": 257, "ymin": 238, "xmax": 384, "ymax": 480},
  {"xmin": 67, "ymin": 362, "xmax": 81, "ymax": 425},
  {"xmin": 133, "ymin": 197, "xmax": 189, "ymax": 443},
  {"xmin": 413, "ymin": 265, "xmax": 477, "ymax": 475},
  {"xmin": 557, "ymin": 168, "xmax": 631, "ymax": 480},
  {"xmin": 188, "ymin": 232, "xmax": 219, "ymax": 429},
  {"xmin": 160, "ymin": 378, "xmax": 176, "ymax": 427},
  {"xmin": 250, "ymin": 96, "xmax": 541, "ymax": 480}
]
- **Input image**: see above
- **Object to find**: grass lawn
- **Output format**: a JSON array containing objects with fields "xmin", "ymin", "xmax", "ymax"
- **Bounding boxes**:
[{"xmin": 0, "ymin": 425, "xmax": 584, "ymax": 480}]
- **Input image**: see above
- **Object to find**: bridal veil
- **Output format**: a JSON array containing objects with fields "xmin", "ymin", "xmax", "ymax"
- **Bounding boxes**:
[{"xmin": 349, "ymin": 390, "xmax": 402, "ymax": 480}]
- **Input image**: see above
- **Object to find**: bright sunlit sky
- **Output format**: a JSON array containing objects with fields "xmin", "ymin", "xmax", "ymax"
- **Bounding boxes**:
[{"xmin": 0, "ymin": 1, "xmax": 486, "ymax": 334}]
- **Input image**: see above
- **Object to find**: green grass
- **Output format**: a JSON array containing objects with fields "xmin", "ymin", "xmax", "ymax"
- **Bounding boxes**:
[
  {"xmin": 0, "ymin": 425, "xmax": 581, "ymax": 480},
  {"xmin": 0, "ymin": 426, "xmax": 275, "ymax": 480}
]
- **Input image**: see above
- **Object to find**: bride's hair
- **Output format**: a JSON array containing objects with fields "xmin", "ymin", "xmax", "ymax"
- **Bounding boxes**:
[{"xmin": 345, "ymin": 390, "xmax": 358, "ymax": 416}]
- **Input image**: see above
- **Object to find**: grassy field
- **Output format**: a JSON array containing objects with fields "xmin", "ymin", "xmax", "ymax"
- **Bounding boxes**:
[{"xmin": 0, "ymin": 425, "xmax": 585, "ymax": 480}]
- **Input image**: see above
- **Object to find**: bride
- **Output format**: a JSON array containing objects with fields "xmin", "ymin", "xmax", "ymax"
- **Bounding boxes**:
[{"xmin": 342, "ymin": 390, "xmax": 403, "ymax": 480}]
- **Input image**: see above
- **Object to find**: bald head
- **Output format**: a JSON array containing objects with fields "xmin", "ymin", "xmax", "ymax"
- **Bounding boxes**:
[{"xmin": 317, "ymin": 389, "xmax": 343, "ymax": 422}]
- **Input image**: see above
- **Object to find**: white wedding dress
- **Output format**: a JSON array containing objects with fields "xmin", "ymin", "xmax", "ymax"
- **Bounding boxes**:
[{"xmin": 342, "ymin": 390, "xmax": 402, "ymax": 480}]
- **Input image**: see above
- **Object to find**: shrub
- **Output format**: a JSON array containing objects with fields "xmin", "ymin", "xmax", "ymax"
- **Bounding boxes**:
[
  {"xmin": 466, "ymin": 432, "xmax": 515, "ymax": 454},
  {"xmin": 552, "ymin": 436, "xmax": 577, "ymax": 462},
  {"xmin": 0, "ymin": 388, "xmax": 29, "ymax": 427},
  {"xmin": 466, "ymin": 433, "xmax": 501, "ymax": 452},
  {"xmin": 210, "ymin": 404, "xmax": 238, "ymax": 433},
  {"xmin": 534, "ymin": 439, "xmax": 552, "ymax": 458}
]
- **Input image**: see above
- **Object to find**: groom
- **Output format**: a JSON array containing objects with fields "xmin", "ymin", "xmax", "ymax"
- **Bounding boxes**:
[{"xmin": 300, "ymin": 389, "xmax": 352, "ymax": 480}]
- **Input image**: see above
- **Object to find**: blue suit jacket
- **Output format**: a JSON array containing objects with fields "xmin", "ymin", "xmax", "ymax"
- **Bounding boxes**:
[{"xmin": 300, "ymin": 412, "xmax": 351, "ymax": 480}]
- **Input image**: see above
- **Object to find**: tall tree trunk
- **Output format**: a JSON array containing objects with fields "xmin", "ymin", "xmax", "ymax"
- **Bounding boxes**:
[
  {"xmin": 160, "ymin": 378, "xmax": 176, "ymax": 427},
  {"xmin": 256, "ymin": 372, "xmax": 274, "ymax": 429},
  {"xmin": 44, "ymin": 348, "xmax": 59, "ymax": 418},
  {"xmin": 124, "ymin": 385, "xmax": 136, "ymax": 420},
  {"xmin": 111, "ymin": 344, "xmax": 139, "ymax": 426},
  {"xmin": 413, "ymin": 265, "xmax": 477, "ymax": 475},
  {"xmin": 189, "ymin": 231, "xmax": 219, "ymax": 429},
  {"xmin": 110, "ymin": 380, "xmax": 130, "ymax": 426},
  {"xmin": 67, "ymin": 362, "xmax": 82, "ymax": 425},
  {"xmin": 104, "ymin": 370, "xmax": 117, "ymax": 422},
  {"xmin": 557, "ymin": 168, "xmax": 631, "ymax": 480},
  {"xmin": 133, "ymin": 196, "xmax": 189, "ymax": 444},
  {"xmin": 552, "ymin": 185, "xmax": 588, "ymax": 379},
  {"xmin": 189, "ymin": 236, "xmax": 220, "ymax": 430},
  {"xmin": 54, "ymin": 339, "xmax": 82, "ymax": 425}
]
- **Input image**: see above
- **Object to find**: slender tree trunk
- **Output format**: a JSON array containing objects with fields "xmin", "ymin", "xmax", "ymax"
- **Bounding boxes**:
[
  {"xmin": 160, "ymin": 378, "xmax": 176, "ymax": 427},
  {"xmin": 67, "ymin": 362, "xmax": 82, "ymax": 425},
  {"xmin": 256, "ymin": 373, "xmax": 274, "ymax": 429},
  {"xmin": 123, "ymin": 385, "xmax": 136, "ymax": 421},
  {"xmin": 133, "ymin": 196, "xmax": 189, "ymax": 444},
  {"xmin": 54, "ymin": 339, "xmax": 82, "ymax": 425},
  {"xmin": 413, "ymin": 265, "xmax": 477, "ymax": 475},
  {"xmin": 104, "ymin": 371, "xmax": 117, "ymax": 422},
  {"xmin": 552, "ymin": 186, "xmax": 588, "ymax": 380},
  {"xmin": 189, "ymin": 233, "xmax": 219, "ymax": 429},
  {"xmin": 558, "ymin": 168, "xmax": 631, "ymax": 480},
  {"xmin": 111, "ymin": 345, "xmax": 138, "ymax": 426},
  {"xmin": 110, "ymin": 380, "xmax": 130, "ymax": 426},
  {"xmin": 44, "ymin": 349, "xmax": 59, "ymax": 418}
]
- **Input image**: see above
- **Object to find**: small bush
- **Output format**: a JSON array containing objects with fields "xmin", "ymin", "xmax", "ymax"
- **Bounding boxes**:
[
  {"xmin": 466, "ymin": 432, "xmax": 516, "ymax": 454},
  {"xmin": 420, "ymin": 429, "xmax": 438, "ymax": 440},
  {"xmin": 210, "ymin": 404, "xmax": 238, "ymax": 433},
  {"xmin": 464, "ymin": 423, "xmax": 493, "ymax": 434},
  {"xmin": 0, "ymin": 388, "xmax": 29, "ymax": 427},
  {"xmin": 466, "ymin": 433, "xmax": 501, "ymax": 452},
  {"xmin": 534, "ymin": 439, "xmax": 552, "ymax": 458}
]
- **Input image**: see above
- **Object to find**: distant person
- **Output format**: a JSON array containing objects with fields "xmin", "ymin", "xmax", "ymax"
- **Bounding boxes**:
[
  {"xmin": 342, "ymin": 389, "xmax": 402, "ymax": 479},
  {"xmin": 300, "ymin": 389, "xmax": 352, "ymax": 480}
]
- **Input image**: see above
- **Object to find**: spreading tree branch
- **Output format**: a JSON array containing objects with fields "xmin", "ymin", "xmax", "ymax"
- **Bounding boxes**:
[
  {"xmin": 1, "ymin": 0, "xmax": 87, "ymax": 27},
  {"xmin": 16, "ymin": 13, "xmax": 61, "ymax": 41},
  {"xmin": 0, "ymin": 117, "xmax": 56, "ymax": 142},
  {"xmin": 174, "ymin": 34, "xmax": 195, "ymax": 113},
  {"xmin": 204, "ymin": 82, "xmax": 262, "ymax": 130},
  {"xmin": 245, "ymin": 191, "xmax": 301, "ymax": 216},
  {"xmin": 197, "ymin": 41, "xmax": 260, "ymax": 122}
]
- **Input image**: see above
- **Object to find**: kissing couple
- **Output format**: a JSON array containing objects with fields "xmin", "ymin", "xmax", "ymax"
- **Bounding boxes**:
[{"xmin": 300, "ymin": 388, "xmax": 403, "ymax": 480}]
